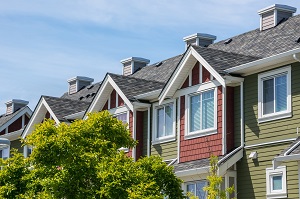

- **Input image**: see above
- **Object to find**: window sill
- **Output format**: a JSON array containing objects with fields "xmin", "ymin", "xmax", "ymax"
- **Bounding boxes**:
[
  {"xmin": 185, "ymin": 128, "xmax": 217, "ymax": 140},
  {"xmin": 266, "ymin": 192, "xmax": 287, "ymax": 199},
  {"xmin": 258, "ymin": 111, "xmax": 292, "ymax": 123},
  {"xmin": 152, "ymin": 136, "xmax": 176, "ymax": 145}
]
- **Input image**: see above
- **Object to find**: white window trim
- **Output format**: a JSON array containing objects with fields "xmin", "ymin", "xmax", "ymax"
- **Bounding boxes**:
[
  {"xmin": 2, "ymin": 146, "xmax": 10, "ymax": 159},
  {"xmin": 184, "ymin": 180, "xmax": 208, "ymax": 198},
  {"xmin": 266, "ymin": 166, "xmax": 287, "ymax": 199},
  {"xmin": 152, "ymin": 99, "xmax": 176, "ymax": 145},
  {"xmin": 258, "ymin": 66, "xmax": 292, "ymax": 123},
  {"xmin": 185, "ymin": 87, "xmax": 217, "ymax": 140}
]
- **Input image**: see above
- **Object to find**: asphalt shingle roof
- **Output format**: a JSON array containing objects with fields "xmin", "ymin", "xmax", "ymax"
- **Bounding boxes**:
[
  {"xmin": 109, "ymin": 73, "xmax": 165, "ymax": 101},
  {"xmin": 130, "ymin": 55, "xmax": 183, "ymax": 83},
  {"xmin": 43, "ymin": 96, "xmax": 90, "ymax": 122},
  {"xmin": 209, "ymin": 14, "xmax": 300, "ymax": 58},
  {"xmin": 61, "ymin": 82, "xmax": 101, "ymax": 102},
  {"xmin": 0, "ymin": 106, "xmax": 28, "ymax": 127},
  {"xmin": 279, "ymin": 136, "xmax": 300, "ymax": 156}
]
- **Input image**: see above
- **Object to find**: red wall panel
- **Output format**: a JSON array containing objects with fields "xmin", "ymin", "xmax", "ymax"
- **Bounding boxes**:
[
  {"xmin": 192, "ymin": 62, "xmax": 199, "ymax": 86},
  {"xmin": 226, "ymin": 87, "xmax": 234, "ymax": 153},
  {"xmin": 110, "ymin": 90, "xmax": 116, "ymax": 109}
]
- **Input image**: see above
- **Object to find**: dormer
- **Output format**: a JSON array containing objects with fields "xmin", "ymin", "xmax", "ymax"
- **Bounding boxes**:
[
  {"xmin": 258, "ymin": 4, "xmax": 296, "ymax": 31},
  {"xmin": 5, "ymin": 99, "xmax": 29, "ymax": 115},
  {"xmin": 67, "ymin": 76, "xmax": 94, "ymax": 95},
  {"xmin": 183, "ymin": 33, "xmax": 217, "ymax": 49},
  {"xmin": 120, "ymin": 57, "xmax": 150, "ymax": 76}
]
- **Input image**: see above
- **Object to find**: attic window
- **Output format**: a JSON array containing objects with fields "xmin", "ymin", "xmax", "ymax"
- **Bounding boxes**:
[
  {"xmin": 224, "ymin": 38, "xmax": 232, "ymax": 45},
  {"xmin": 296, "ymin": 37, "xmax": 300, "ymax": 43},
  {"xmin": 87, "ymin": 85, "xmax": 94, "ymax": 89}
]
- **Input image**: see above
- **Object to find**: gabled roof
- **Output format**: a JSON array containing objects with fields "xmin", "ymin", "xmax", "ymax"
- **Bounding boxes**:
[
  {"xmin": 209, "ymin": 14, "xmax": 300, "ymax": 58},
  {"xmin": 61, "ymin": 82, "xmax": 101, "ymax": 102},
  {"xmin": 130, "ymin": 55, "xmax": 183, "ymax": 83},
  {"xmin": 193, "ymin": 45, "xmax": 260, "ymax": 73},
  {"xmin": 109, "ymin": 73, "xmax": 165, "ymax": 101},
  {"xmin": 0, "ymin": 106, "xmax": 32, "ymax": 132},
  {"xmin": 43, "ymin": 96, "xmax": 90, "ymax": 122},
  {"xmin": 279, "ymin": 137, "xmax": 300, "ymax": 156}
]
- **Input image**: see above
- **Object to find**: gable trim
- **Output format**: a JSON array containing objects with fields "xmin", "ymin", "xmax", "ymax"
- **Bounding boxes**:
[
  {"xmin": 158, "ymin": 46, "xmax": 225, "ymax": 104},
  {"xmin": 84, "ymin": 74, "xmax": 133, "ymax": 119},
  {"xmin": 0, "ymin": 106, "xmax": 32, "ymax": 133},
  {"xmin": 22, "ymin": 97, "xmax": 60, "ymax": 139}
]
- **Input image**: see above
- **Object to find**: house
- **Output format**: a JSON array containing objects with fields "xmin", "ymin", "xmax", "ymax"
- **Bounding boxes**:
[
  {"xmin": 0, "ymin": 99, "xmax": 32, "ymax": 158},
  {"xmin": 21, "ymin": 76, "xmax": 100, "ymax": 157},
  {"xmin": 18, "ymin": 3, "xmax": 300, "ymax": 198}
]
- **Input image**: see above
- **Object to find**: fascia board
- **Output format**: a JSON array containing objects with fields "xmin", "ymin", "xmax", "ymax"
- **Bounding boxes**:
[
  {"xmin": 158, "ymin": 47, "xmax": 193, "ymax": 104},
  {"xmin": 190, "ymin": 48, "xmax": 225, "ymax": 87},
  {"xmin": 175, "ymin": 166, "xmax": 210, "ymax": 177},
  {"xmin": 225, "ymin": 47, "xmax": 300, "ymax": 75},
  {"xmin": 0, "ymin": 106, "xmax": 32, "ymax": 132},
  {"xmin": 64, "ymin": 111, "xmax": 85, "ymax": 120},
  {"xmin": 22, "ymin": 98, "xmax": 60, "ymax": 139},
  {"xmin": 0, "ymin": 129, "xmax": 23, "ymax": 141},
  {"xmin": 217, "ymin": 147, "xmax": 243, "ymax": 176},
  {"xmin": 134, "ymin": 89, "xmax": 162, "ymax": 100}
]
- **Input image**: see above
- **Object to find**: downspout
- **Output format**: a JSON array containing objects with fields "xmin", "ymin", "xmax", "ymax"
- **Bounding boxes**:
[
  {"xmin": 222, "ymin": 86, "xmax": 227, "ymax": 154},
  {"xmin": 177, "ymin": 97, "xmax": 181, "ymax": 163},
  {"xmin": 147, "ymin": 107, "xmax": 151, "ymax": 157},
  {"xmin": 240, "ymin": 82, "xmax": 244, "ymax": 147},
  {"xmin": 133, "ymin": 110, "xmax": 136, "ymax": 161}
]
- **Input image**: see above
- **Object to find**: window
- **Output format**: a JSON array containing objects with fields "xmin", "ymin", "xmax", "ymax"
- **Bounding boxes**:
[
  {"xmin": 186, "ymin": 88, "xmax": 217, "ymax": 139},
  {"xmin": 186, "ymin": 181, "xmax": 207, "ymax": 199},
  {"xmin": 266, "ymin": 166, "xmax": 287, "ymax": 198},
  {"xmin": 1, "ymin": 146, "xmax": 10, "ymax": 159},
  {"xmin": 153, "ymin": 100, "xmax": 176, "ymax": 144},
  {"xmin": 258, "ymin": 66, "xmax": 291, "ymax": 123},
  {"xmin": 115, "ymin": 112, "xmax": 127, "ymax": 124}
]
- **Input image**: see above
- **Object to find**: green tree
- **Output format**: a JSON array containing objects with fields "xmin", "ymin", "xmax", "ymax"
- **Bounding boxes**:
[
  {"xmin": 203, "ymin": 155, "xmax": 235, "ymax": 199},
  {"xmin": 0, "ymin": 111, "xmax": 184, "ymax": 199}
]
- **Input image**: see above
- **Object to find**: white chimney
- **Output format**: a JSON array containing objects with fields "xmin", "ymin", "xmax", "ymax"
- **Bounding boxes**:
[
  {"xmin": 183, "ymin": 33, "xmax": 217, "ymax": 49},
  {"xmin": 5, "ymin": 99, "xmax": 29, "ymax": 115},
  {"xmin": 67, "ymin": 76, "xmax": 94, "ymax": 95},
  {"xmin": 120, "ymin": 57, "xmax": 150, "ymax": 76},
  {"xmin": 258, "ymin": 4, "xmax": 296, "ymax": 31}
]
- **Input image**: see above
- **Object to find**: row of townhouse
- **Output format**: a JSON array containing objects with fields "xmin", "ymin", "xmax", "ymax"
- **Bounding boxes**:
[{"xmin": 1, "ymin": 3, "xmax": 300, "ymax": 198}]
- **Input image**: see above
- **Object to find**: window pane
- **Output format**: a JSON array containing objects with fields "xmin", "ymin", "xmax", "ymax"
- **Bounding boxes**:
[
  {"xmin": 263, "ymin": 79, "xmax": 274, "ymax": 114},
  {"xmin": 202, "ymin": 90, "xmax": 214, "ymax": 130},
  {"xmin": 190, "ymin": 95, "xmax": 201, "ymax": 132},
  {"xmin": 157, "ymin": 108, "xmax": 164, "ymax": 138},
  {"xmin": 187, "ymin": 184, "xmax": 195, "ymax": 197},
  {"xmin": 196, "ymin": 181, "xmax": 207, "ymax": 199},
  {"xmin": 272, "ymin": 175, "xmax": 282, "ymax": 190},
  {"xmin": 165, "ymin": 104, "xmax": 173, "ymax": 136},
  {"xmin": 275, "ymin": 75, "xmax": 287, "ymax": 112},
  {"xmin": 116, "ymin": 113, "xmax": 127, "ymax": 124},
  {"xmin": 229, "ymin": 177, "xmax": 235, "ymax": 198}
]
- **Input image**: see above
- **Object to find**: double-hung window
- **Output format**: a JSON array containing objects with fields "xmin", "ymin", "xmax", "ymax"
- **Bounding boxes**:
[
  {"xmin": 186, "ymin": 88, "xmax": 217, "ymax": 139},
  {"xmin": 266, "ymin": 166, "xmax": 287, "ymax": 198},
  {"xmin": 186, "ymin": 181, "xmax": 207, "ymax": 199},
  {"xmin": 153, "ymin": 100, "xmax": 176, "ymax": 144},
  {"xmin": 115, "ymin": 112, "xmax": 127, "ymax": 124},
  {"xmin": 258, "ymin": 66, "xmax": 291, "ymax": 123}
]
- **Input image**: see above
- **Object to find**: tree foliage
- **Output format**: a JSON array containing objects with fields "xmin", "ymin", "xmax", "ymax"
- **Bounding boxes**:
[{"xmin": 0, "ymin": 111, "xmax": 184, "ymax": 199}]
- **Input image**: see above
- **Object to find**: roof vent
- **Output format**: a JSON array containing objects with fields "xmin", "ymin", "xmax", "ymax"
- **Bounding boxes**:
[
  {"xmin": 183, "ymin": 33, "xmax": 217, "ymax": 49},
  {"xmin": 258, "ymin": 4, "xmax": 296, "ymax": 31},
  {"xmin": 5, "ymin": 99, "xmax": 29, "ymax": 115},
  {"xmin": 296, "ymin": 37, "xmax": 300, "ymax": 43},
  {"xmin": 120, "ymin": 57, "xmax": 150, "ymax": 76},
  {"xmin": 67, "ymin": 76, "xmax": 94, "ymax": 95},
  {"xmin": 155, "ymin": 61, "xmax": 163, "ymax": 67},
  {"xmin": 224, "ymin": 38, "xmax": 232, "ymax": 45}
]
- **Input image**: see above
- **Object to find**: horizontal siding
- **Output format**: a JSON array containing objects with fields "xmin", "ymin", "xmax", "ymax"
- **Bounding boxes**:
[
  {"xmin": 262, "ymin": 11, "xmax": 274, "ymax": 30},
  {"xmin": 237, "ymin": 144, "xmax": 299, "ymax": 199},
  {"xmin": 244, "ymin": 62, "xmax": 300, "ymax": 146},
  {"xmin": 151, "ymin": 141, "xmax": 177, "ymax": 160},
  {"xmin": 123, "ymin": 64, "xmax": 131, "ymax": 76},
  {"xmin": 69, "ymin": 82, "xmax": 77, "ymax": 94},
  {"xmin": 234, "ymin": 86, "xmax": 241, "ymax": 147}
]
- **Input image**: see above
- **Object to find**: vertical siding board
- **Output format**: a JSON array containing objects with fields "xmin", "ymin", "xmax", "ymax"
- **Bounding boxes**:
[
  {"xmin": 118, "ymin": 95, "xmax": 124, "ymax": 107},
  {"xmin": 127, "ymin": 111, "xmax": 133, "ymax": 157},
  {"xmin": 135, "ymin": 111, "xmax": 144, "ymax": 159},
  {"xmin": 226, "ymin": 86, "xmax": 234, "ymax": 152},
  {"xmin": 102, "ymin": 100, "xmax": 108, "ymax": 111},
  {"xmin": 181, "ymin": 77, "xmax": 189, "ymax": 89},
  {"xmin": 202, "ymin": 66, "xmax": 211, "ymax": 83},
  {"xmin": 142, "ymin": 111, "xmax": 148, "ymax": 156},
  {"xmin": 192, "ymin": 62, "xmax": 199, "ymax": 86},
  {"xmin": 110, "ymin": 90, "xmax": 116, "ymax": 109},
  {"xmin": 234, "ymin": 86, "xmax": 241, "ymax": 147}
]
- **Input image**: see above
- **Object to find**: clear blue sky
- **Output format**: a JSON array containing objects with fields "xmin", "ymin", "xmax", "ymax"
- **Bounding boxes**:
[{"xmin": 1, "ymin": 0, "xmax": 300, "ymax": 113}]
